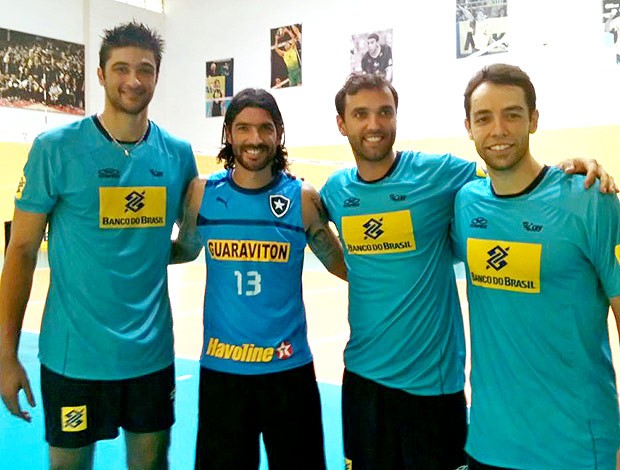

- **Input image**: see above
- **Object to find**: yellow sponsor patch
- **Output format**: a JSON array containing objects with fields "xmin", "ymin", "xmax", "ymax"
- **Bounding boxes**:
[
  {"xmin": 467, "ymin": 238, "xmax": 541, "ymax": 293},
  {"xmin": 15, "ymin": 175, "xmax": 26, "ymax": 200},
  {"xmin": 207, "ymin": 240, "xmax": 290, "ymax": 262},
  {"xmin": 345, "ymin": 458, "xmax": 352, "ymax": 470},
  {"xmin": 616, "ymin": 244, "xmax": 620, "ymax": 266},
  {"xmin": 475, "ymin": 165, "xmax": 487, "ymax": 178},
  {"xmin": 99, "ymin": 186, "xmax": 166, "ymax": 228},
  {"xmin": 61, "ymin": 406, "xmax": 87, "ymax": 432},
  {"xmin": 341, "ymin": 210, "xmax": 415, "ymax": 255},
  {"xmin": 205, "ymin": 337, "xmax": 274, "ymax": 362}
]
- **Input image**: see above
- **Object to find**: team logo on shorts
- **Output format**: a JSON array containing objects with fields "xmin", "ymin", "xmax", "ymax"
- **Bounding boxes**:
[
  {"xmin": 345, "ymin": 458, "xmax": 353, "ymax": 470},
  {"xmin": 61, "ymin": 406, "xmax": 87, "ymax": 432},
  {"xmin": 269, "ymin": 194, "xmax": 291, "ymax": 218},
  {"xmin": 275, "ymin": 341, "xmax": 293, "ymax": 360},
  {"xmin": 15, "ymin": 175, "xmax": 26, "ymax": 200},
  {"xmin": 616, "ymin": 244, "xmax": 620, "ymax": 267}
]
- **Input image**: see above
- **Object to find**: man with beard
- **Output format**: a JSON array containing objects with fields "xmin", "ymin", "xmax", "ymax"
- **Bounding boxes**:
[
  {"xmin": 452, "ymin": 63, "xmax": 620, "ymax": 469},
  {"xmin": 0, "ymin": 22, "xmax": 197, "ymax": 469},
  {"xmin": 172, "ymin": 88, "xmax": 347, "ymax": 469},
  {"xmin": 320, "ymin": 72, "xmax": 617, "ymax": 469}
]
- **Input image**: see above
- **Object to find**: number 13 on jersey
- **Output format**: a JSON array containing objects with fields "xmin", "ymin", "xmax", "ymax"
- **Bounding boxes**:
[{"xmin": 234, "ymin": 270, "xmax": 262, "ymax": 296}]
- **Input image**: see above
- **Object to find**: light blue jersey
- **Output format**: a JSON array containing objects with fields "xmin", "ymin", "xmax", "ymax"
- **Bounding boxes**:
[
  {"xmin": 453, "ymin": 166, "xmax": 620, "ymax": 469},
  {"xmin": 196, "ymin": 170, "xmax": 312, "ymax": 374},
  {"xmin": 16, "ymin": 116, "xmax": 197, "ymax": 380},
  {"xmin": 321, "ymin": 150, "xmax": 479, "ymax": 395}
]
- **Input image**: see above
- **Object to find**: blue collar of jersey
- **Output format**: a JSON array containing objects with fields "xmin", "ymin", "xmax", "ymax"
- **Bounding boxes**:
[{"xmin": 227, "ymin": 169, "xmax": 285, "ymax": 194}]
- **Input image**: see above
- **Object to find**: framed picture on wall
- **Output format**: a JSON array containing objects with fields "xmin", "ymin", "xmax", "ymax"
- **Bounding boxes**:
[
  {"xmin": 270, "ymin": 24, "xmax": 302, "ymax": 88},
  {"xmin": 206, "ymin": 58, "xmax": 234, "ymax": 118},
  {"xmin": 456, "ymin": 0, "xmax": 508, "ymax": 59},
  {"xmin": 603, "ymin": 0, "xmax": 620, "ymax": 64},
  {"xmin": 350, "ymin": 29, "xmax": 393, "ymax": 83},
  {"xmin": 0, "ymin": 27, "xmax": 85, "ymax": 115}
]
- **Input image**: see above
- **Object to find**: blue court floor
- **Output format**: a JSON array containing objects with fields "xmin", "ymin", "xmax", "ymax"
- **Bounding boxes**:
[{"xmin": 0, "ymin": 332, "xmax": 345, "ymax": 469}]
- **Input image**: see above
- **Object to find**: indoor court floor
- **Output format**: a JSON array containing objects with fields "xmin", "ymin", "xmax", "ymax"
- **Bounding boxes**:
[{"xmin": 0, "ymin": 251, "xmax": 618, "ymax": 469}]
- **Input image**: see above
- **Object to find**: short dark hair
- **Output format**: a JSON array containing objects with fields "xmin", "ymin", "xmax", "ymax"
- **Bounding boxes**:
[
  {"xmin": 367, "ymin": 33, "xmax": 380, "ymax": 42},
  {"xmin": 218, "ymin": 88, "xmax": 289, "ymax": 174},
  {"xmin": 335, "ymin": 73, "xmax": 399, "ymax": 118},
  {"xmin": 464, "ymin": 63, "xmax": 536, "ymax": 119},
  {"xmin": 99, "ymin": 21, "xmax": 164, "ymax": 73}
]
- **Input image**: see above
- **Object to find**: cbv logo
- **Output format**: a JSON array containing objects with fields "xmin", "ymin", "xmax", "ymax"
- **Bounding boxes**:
[
  {"xmin": 523, "ymin": 221, "xmax": 543, "ymax": 232},
  {"xmin": 486, "ymin": 245, "xmax": 509, "ymax": 271}
]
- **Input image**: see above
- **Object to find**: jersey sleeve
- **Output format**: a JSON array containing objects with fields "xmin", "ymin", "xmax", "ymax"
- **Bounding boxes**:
[
  {"xmin": 450, "ymin": 189, "xmax": 468, "ymax": 262},
  {"xmin": 183, "ymin": 142, "xmax": 199, "ymax": 183},
  {"xmin": 586, "ymin": 192, "xmax": 620, "ymax": 299},
  {"xmin": 15, "ymin": 135, "xmax": 59, "ymax": 214},
  {"xmin": 440, "ymin": 153, "xmax": 485, "ymax": 194},
  {"xmin": 319, "ymin": 178, "xmax": 335, "ymax": 221}
]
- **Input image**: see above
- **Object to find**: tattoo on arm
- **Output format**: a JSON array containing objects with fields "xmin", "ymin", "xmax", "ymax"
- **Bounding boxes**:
[{"xmin": 306, "ymin": 191, "xmax": 346, "ymax": 279}]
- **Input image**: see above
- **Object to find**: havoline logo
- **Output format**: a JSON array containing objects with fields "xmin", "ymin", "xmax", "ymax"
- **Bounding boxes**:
[{"xmin": 99, "ymin": 186, "xmax": 166, "ymax": 228}]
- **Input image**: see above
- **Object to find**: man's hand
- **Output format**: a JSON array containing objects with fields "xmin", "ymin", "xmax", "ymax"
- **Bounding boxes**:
[
  {"xmin": 0, "ymin": 358, "xmax": 35, "ymax": 422},
  {"xmin": 557, "ymin": 158, "xmax": 618, "ymax": 193}
]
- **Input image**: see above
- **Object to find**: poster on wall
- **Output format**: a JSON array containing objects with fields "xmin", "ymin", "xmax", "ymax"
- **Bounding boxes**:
[
  {"xmin": 350, "ymin": 29, "xmax": 393, "ymax": 82},
  {"xmin": 270, "ymin": 24, "xmax": 302, "ymax": 88},
  {"xmin": 603, "ymin": 0, "xmax": 620, "ymax": 64},
  {"xmin": 0, "ymin": 27, "xmax": 85, "ymax": 115},
  {"xmin": 456, "ymin": 0, "xmax": 508, "ymax": 59},
  {"xmin": 206, "ymin": 58, "xmax": 234, "ymax": 118}
]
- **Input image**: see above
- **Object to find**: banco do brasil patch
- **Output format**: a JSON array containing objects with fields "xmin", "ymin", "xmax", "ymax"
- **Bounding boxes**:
[
  {"xmin": 467, "ymin": 238, "xmax": 541, "ymax": 293},
  {"xmin": 99, "ymin": 186, "xmax": 166, "ymax": 228},
  {"xmin": 341, "ymin": 210, "xmax": 416, "ymax": 255}
]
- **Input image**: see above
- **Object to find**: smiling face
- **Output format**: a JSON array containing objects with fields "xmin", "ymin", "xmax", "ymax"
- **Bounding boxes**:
[
  {"xmin": 226, "ymin": 106, "xmax": 280, "ymax": 174},
  {"xmin": 97, "ymin": 46, "xmax": 158, "ymax": 116},
  {"xmin": 465, "ymin": 81, "xmax": 538, "ymax": 172},
  {"xmin": 337, "ymin": 86, "xmax": 397, "ymax": 165}
]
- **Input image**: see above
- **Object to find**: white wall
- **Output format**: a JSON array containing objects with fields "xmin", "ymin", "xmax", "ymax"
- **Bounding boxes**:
[
  {"xmin": 1, "ymin": 0, "xmax": 620, "ymax": 149},
  {"xmin": 0, "ymin": 0, "xmax": 164, "ymax": 142}
]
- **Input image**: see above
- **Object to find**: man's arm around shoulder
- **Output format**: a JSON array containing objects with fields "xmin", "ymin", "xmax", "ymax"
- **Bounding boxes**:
[
  {"xmin": 170, "ymin": 176, "xmax": 205, "ymax": 264},
  {"xmin": 302, "ymin": 182, "xmax": 347, "ymax": 281},
  {"xmin": 0, "ymin": 208, "xmax": 47, "ymax": 422}
]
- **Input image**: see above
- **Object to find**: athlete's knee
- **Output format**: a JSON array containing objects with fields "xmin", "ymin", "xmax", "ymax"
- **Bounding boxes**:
[
  {"xmin": 125, "ymin": 429, "xmax": 170, "ymax": 470},
  {"xmin": 49, "ymin": 444, "xmax": 95, "ymax": 470}
]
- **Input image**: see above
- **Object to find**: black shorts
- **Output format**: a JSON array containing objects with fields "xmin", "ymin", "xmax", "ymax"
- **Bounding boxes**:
[
  {"xmin": 195, "ymin": 362, "xmax": 326, "ymax": 470},
  {"xmin": 40, "ymin": 364, "xmax": 175, "ymax": 448},
  {"xmin": 342, "ymin": 369, "xmax": 467, "ymax": 470}
]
